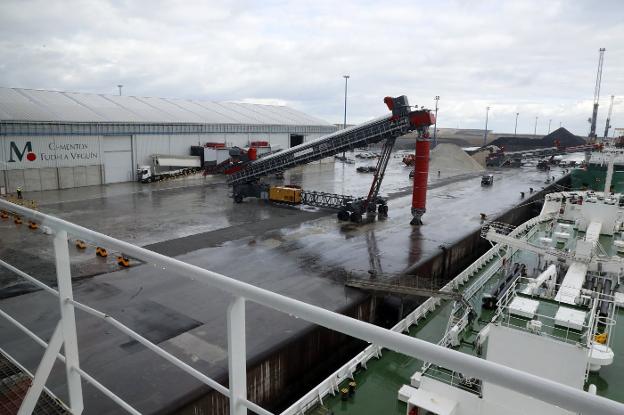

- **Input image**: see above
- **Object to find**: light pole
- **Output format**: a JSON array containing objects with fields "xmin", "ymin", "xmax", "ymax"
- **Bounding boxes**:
[
  {"xmin": 117, "ymin": 85, "xmax": 123, "ymax": 96},
  {"xmin": 548, "ymin": 119, "xmax": 552, "ymax": 134},
  {"xmin": 483, "ymin": 106, "xmax": 490, "ymax": 147},
  {"xmin": 514, "ymin": 112, "xmax": 519, "ymax": 137},
  {"xmin": 433, "ymin": 96, "xmax": 440, "ymax": 147},
  {"xmin": 534, "ymin": 116, "xmax": 538, "ymax": 137},
  {"xmin": 342, "ymin": 75, "xmax": 350, "ymax": 158}
]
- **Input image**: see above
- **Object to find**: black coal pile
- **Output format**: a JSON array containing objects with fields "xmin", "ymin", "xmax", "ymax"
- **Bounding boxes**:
[{"xmin": 489, "ymin": 128, "xmax": 585, "ymax": 151}]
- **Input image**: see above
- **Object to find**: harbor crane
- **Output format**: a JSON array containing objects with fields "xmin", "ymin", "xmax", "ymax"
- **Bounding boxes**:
[
  {"xmin": 604, "ymin": 95, "xmax": 615, "ymax": 140},
  {"xmin": 226, "ymin": 96, "xmax": 435, "ymax": 224},
  {"xmin": 588, "ymin": 48, "xmax": 606, "ymax": 141}
]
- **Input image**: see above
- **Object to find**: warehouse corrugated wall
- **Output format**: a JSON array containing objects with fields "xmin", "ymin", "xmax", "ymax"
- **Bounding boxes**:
[{"xmin": 0, "ymin": 88, "xmax": 337, "ymax": 192}]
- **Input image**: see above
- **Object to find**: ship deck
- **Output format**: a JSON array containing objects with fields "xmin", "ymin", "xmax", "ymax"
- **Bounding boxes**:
[
  {"xmin": 309, "ymin": 217, "xmax": 624, "ymax": 415},
  {"xmin": 0, "ymin": 160, "xmax": 572, "ymax": 413}
]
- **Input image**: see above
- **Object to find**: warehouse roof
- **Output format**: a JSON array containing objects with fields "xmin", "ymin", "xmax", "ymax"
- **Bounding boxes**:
[{"xmin": 0, "ymin": 87, "xmax": 332, "ymax": 127}]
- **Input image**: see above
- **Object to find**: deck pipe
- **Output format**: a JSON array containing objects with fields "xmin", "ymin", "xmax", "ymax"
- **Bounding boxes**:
[{"xmin": 410, "ymin": 138, "xmax": 430, "ymax": 225}]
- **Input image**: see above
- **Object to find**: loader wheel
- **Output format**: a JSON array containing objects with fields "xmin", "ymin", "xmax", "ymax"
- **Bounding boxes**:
[
  {"xmin": 337, "ymin": 210, "xmax": 350, "ymax": 221},
  {"xmin": 350, "ymin": 212, "xmax": 362, "ymax": 223},
  {"xmin": 234, "ymin": 194, "xmax": 243, "ymax": 204},
  {"xmin": 378, "ymin": 205, "xmax": 388, "ymax": 216}
]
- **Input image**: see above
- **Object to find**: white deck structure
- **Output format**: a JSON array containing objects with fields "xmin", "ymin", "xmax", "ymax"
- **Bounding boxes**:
[{"xmin": 555, "ymin": 262, "xmax": 588, "ymax": 305}]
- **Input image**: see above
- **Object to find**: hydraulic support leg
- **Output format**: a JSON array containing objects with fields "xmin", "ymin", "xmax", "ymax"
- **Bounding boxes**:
[{"xmin": 363, "ymin": 138, "xmax": 396, "ymax": 215}]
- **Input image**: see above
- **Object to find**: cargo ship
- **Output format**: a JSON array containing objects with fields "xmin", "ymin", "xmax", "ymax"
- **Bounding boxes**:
[
  {"xmin": 284, "ymin": 149, "xmax": 624, "ymax": 415},
  {"xmin": 571, "ymin": 148, "xmax": 624, "ymax": 192}
]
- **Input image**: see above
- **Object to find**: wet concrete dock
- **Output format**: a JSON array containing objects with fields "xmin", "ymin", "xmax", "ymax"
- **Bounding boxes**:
[{"xmin": 0, "ymin": 155, "xmax": 569, "ymax": 414}]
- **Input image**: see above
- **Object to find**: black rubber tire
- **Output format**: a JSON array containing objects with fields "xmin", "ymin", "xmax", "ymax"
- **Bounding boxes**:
[
  {"xmin": 350, "ymin": 212, "xmax": 362, "ymax": 223},
  {"xmin": 378, "ymin": 205, "xmax": 388, "ymax": 215},
  {"xmin": 234, "ymin": 194, "xmax": 243, "ymax": 203},
  {"xmin": 337, "ymin": 210, "xmax": 350, "ymax": 221}
]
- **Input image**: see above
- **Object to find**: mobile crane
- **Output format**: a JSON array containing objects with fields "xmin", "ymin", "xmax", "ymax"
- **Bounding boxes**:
[
  {"xmin": 226, "ymin": 96, "xmax": 435, "ymax": 224},
  {"xmin": 604, "ymin": 95, "xmax": 615, "ymax": 140},
  {"xmin": 588, "ymin": 48, "xmax": 606, "ymax": 142}
]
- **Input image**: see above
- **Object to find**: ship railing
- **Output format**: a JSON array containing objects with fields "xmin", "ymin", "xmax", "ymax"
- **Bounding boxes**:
[
  {"xmin": 481, "ymin": 215, "xmax": 548, "ymax": 241},
  {"xmin": 493, "ymin": 276, "xmax": 619, "ymax": 348},
  {"xmin": 423, "ymin": 366, "xmax": 482, "ymax": 397},
  {"xmin": 1, "ymin": 199, "xmax": 624, "ymax": 415},
  {"xmin": 283, "ymin": 244, "xmax": 507, "ymax": 415},
  {"xmin": 480, "ymin": 221, "xmax": 514, "ymax": 239},
  {"xmin": 0, "ymin": 252, "xmax": 271, "ymax": 415},
  {"xmin": 420, "ymin": 249, "xmax": 505, "ymax": 376},
  {"xmin": 428, "ymin": 257, "xmax": 505, "ymax": 360},
  {"xmin": 497, "ymin": 308, "xmax": 586, "ymax": 346}
]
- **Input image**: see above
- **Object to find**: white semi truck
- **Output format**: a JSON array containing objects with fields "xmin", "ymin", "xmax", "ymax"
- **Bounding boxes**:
[
  {"xmin": 137, "ymin": 142, "xmax": 278, "ymax": 183},
  {"xmin": 137, "ymin": 154, "xmax": 202, "ymax": 183}
]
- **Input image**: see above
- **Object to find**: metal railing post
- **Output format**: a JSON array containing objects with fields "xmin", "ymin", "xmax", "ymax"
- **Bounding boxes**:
[
  {"xmin": 54, "ymin": 230, "xmax": 84, "ymax": 414},
  {"xmin": 227, "ymin": 296, "xmax": 247, "ymax": 415},
  {"xmin": 17, "ymin": 322, "xmax": 64, "ymax": 415}
]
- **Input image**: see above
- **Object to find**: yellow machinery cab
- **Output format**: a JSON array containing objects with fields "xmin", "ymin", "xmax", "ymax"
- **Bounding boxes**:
[{"xmin": 269, "ymin": 186, "xmax": 302, "ymax": 204}]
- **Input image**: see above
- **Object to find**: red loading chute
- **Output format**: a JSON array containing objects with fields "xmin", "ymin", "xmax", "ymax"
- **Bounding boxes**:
[
  {"xmin": 411, "ymin": 138, "xmax": 430, "ymax": 225},
  {"xmin": 407, "ymin": 110, "xmax": 434, "ymax": 226}
]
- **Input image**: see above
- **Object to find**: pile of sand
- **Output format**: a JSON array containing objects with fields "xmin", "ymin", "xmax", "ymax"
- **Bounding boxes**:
[{"xmin": 429, "ymin": 143, "xmax": 485, "ymax": 176}]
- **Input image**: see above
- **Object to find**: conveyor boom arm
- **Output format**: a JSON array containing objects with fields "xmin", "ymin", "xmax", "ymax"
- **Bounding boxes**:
[{"xmin": 228, "ymin": 96, "xmax": 434, "ymax": 185}]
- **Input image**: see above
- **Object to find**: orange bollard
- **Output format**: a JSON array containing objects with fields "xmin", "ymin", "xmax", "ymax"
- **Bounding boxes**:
[{"xmin": 117, "ymin": 256, "xmax": 130, "ymax": 267}]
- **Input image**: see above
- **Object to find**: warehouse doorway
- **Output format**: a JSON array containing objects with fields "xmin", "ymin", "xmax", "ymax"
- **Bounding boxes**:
[
  {"xmin": 103, "ymin": 136, "xmax": 133, "ymax": 183},
  {"xmin": 289, "ymin": 134, "xmax": 304, "ymax": 148}
]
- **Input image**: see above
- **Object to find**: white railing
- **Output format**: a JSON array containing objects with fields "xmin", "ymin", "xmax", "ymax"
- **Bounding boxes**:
[
  {"xmin": 493, "ymin": 275, "xmax": 621, "ymax": 352},
  {"xmin": 283, "ymin": 243, "xmax": 512, "ymax": 414},
  {"xmin": 283, "ymin": 214, "xmax": 562, "ymax": 414},
  {"xmin": 1, "ymin": 199, "xmax": 624, "ymax": 415}
]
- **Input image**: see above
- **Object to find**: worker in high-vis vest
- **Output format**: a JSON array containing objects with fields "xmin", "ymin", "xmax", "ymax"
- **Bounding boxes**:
[{"xmin": 16, "ymin": 186, "xmax": 23, "ymax": 199}]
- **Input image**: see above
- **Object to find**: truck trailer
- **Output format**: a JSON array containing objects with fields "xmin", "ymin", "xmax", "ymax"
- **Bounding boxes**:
[{"xmin": 137, "ymin": 154, "xmax": 202, "ymax": 183}]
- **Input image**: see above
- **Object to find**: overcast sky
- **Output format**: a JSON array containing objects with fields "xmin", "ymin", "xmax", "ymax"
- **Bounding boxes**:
[{"xmin": 1, "ymin": 0, "xmax": 622, "ymax": 135}]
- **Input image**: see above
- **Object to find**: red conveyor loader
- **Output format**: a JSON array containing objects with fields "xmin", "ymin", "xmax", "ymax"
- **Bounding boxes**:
[
  {"xmin": 228, "ymin": 96, "xmax": 434, "ymax": 224},
  {"xmin": 410, "ymin": 133, "xmax": 431, "ymax": 225}
]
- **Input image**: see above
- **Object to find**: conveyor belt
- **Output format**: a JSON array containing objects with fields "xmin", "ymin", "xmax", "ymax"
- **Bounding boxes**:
[{"xmin": 228, "ymin": 111, "xmax": 414, "ymax": 185}]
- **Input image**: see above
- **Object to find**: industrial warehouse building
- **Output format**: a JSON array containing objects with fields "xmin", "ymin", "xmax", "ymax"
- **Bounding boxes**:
[{"xmin": 0, "ymin": 87, "xmax": 337, "ymax": 192}]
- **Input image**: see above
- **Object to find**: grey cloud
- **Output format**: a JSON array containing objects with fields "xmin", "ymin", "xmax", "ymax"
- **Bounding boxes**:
[{"xmin": 0, "ymin": 0, "xmax": 623, "ymax": 135}]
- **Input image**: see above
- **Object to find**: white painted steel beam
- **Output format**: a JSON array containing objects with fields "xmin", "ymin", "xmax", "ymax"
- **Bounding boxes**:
[
  {"xmin": 17, "ymin": 322, "xmax": 64, "ymax": 415},
  {"xmin": 228, "ymin": 297, "xmax": 247, "ymax": 415},
  {"xmin": 2, "ymin": 200, "xmax": 624, "ymax": 415},
  {"xmin": 0, "ymin": 258, "xmax": 59, "ymax": 295},
  {"xmin": 0, "ymin": 257, "xmax": 231, "ymax": 399},
  {"xmin": 0, "ymin": 308, "xmax": 141, "ymax": 415},
  {"xmin": 68, "ymin": 299, "xmax": 230, "ymax": 396},
  {"xmin": 53, "ymin": 230, "xmax": 84, "ymax": 414}
]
